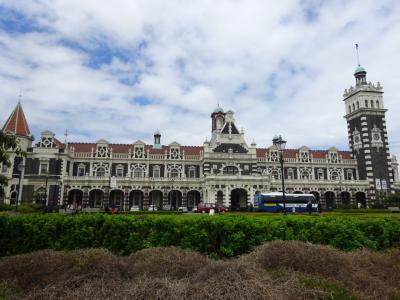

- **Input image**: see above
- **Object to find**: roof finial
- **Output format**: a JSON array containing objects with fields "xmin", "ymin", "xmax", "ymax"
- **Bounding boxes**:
[
  {"xmin": 18, "ymin": 89, "xmax": 22, "ymax": 103},
  {"xmin": 355, "ymin": 43, "xmax": 360, "ymax": 66}
]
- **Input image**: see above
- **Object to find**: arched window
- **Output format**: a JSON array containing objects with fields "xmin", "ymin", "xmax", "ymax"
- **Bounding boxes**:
[
  {"xmin": 331, "ymin": 171, "xmax": 339, "ymax": 181},
  {"xmin": 96, "ymin": 167, "xmax": 105, "ymax": 177},
  {"xmin": 376, "ymin": 100, "xmax": 379, "ymax": 108},
  {"xmin": 348, "ymin": 105, "xmax": 351, "ymax": 113},
  {"xmin": 223, "ymin": 166, "xmax": 239, "ymax": 175},
  {"xmin": 271, "ymin": 170, "xmax": 280, "ymax": 180},
  {"xmin": 356, "ymin": 101, "xmax": 359, "ymax": 109},
  {"xmin": 188, "ymin": 166, "xmax": 196, "ymax": 178},
  {"xmin": 352, "ymin": 103, "xmax": 355, "ymax": 111},
  {"xmin": 371, "ymin": 100, "xmax": 374, "ymax": 108},
  {"xmin": 318, "ymin": 169, "xmax": 324, "ymax": 180},
  {"xmin": 133, "ymin": 168, "xmax": 144, "ymax": 178},
  {"xmin": 365, "ymin": 99, "xmax": 368, "ymax": 107},
  {"xmin": 170, "ymin": 168, "xmax": 180, "ymax": 178},
  {"xmin": 300, "ymin": 170, "xmax": 311, "ymax": 180}
]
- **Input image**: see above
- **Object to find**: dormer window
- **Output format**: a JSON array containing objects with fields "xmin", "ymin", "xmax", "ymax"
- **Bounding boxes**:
[
  {"xmin": 299, "ymin": 151, "xmax": 309, "ymax": 163},
  {"xmin": 170, "ymin": 147, "xmax": 180, "ymax": 159},
  {"xmin": 133, "ymin": 141, "xmax": 146, "ymax": 159},
  {"xmin": 269, "ymin": 151, "xmax": 279, "ymax": 162},
  {"xmin": 78, "ymin": 165, "xmax": 86, "ymax": 176}
]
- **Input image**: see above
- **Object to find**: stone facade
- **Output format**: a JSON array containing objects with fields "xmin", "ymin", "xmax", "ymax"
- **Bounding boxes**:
[{"xmin": 1, "ymin": 66, "xmax": 399, "ymax": 209}]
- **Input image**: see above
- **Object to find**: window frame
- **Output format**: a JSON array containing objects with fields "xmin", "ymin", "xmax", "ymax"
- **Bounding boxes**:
[{"xmin": 77, "ymin": 166, "xmax": 86, "ymax": 177}]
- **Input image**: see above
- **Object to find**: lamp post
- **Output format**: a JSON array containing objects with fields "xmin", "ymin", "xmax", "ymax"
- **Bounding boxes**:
[
  {"xmin": 272, "ymin": 135, "xmax": 287, "ymax": 215},
  {"xmin": 52, "ymin": 176, "xmax": 60, "ymax": 209},
  {"xmin": 43, "ymin": 170, "xmax": 49, "ymax": 206},
  {"xmin": 16, "ymin": 162, "xmax": 25, "ymax": 211}
]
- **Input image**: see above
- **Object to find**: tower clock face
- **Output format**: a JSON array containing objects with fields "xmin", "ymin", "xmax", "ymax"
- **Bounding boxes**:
[{"xmin": 373, "ymin": 133, "xmax": 380, "ymax": 140}]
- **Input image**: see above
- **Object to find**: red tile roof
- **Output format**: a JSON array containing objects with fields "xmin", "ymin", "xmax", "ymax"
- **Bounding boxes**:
[
  {"xmin": 64, "ymin": 142, "xmax": 351, "ymax": 159},
  {"xmin": 255, "ymin": 148, "xmax": 352, "ymax": 159},
  {"xmin": 2, "ymin": 102, "xmax": 31, "ymax": 137}
]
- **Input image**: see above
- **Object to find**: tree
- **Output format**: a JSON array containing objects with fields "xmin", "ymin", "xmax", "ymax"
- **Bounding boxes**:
[
  {"xmin": 0, "ymin": 131, "xmax": 25, "ymax": 197},
  {"xmin": 384, "ymin": 193, "xmax": 400, "ymax": 207}
]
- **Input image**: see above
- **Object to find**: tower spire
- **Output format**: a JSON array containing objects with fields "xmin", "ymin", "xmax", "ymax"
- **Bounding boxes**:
[
  {"xmin": 355, "ymin": 43, "xmax": 360, "ymax": 66},
  {"xmin": 353, "ymin": 44, "xmax": 367, "ymax": 86}
]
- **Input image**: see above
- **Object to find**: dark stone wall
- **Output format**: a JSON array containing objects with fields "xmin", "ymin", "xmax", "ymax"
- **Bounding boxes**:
[
  {"xmin": 347, "ymin": 113, "xmax": 391, "ymax": 188},
  {"xmin": 348, "ymin": 116, "xmax": 367, "ymax": 180}
]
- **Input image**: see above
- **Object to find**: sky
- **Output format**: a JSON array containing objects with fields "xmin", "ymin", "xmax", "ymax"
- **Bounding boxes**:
[{"xmin": 0, "ymin": 0, "xmax": 399, "ymax": 158}]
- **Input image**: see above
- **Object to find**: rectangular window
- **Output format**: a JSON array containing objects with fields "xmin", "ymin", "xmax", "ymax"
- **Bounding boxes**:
[
  {"xmin": 1, "ymin": 164, "xmax": 7, "ymax": 173},
  {"xmin": 189, "ymin": 167, "xmax": 196, "ymax": 178},
  {"xmin": 116, "ymin": 167, "xmax": 124, "ymax": 177},
  {"xmin": 40, "ymin": 163, "xmax": 48, "ymax": 175},
  {"xmin": 153, "ymin": 167, "xmax": 160, "ymax": 178},
  {"xmin": 78, "ymin": 166, "xmax": 85, "ymax": 176}
]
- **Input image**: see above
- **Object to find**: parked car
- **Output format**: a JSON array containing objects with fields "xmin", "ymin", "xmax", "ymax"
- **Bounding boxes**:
[
  {"xmin": 130, "ymin": 205, "xmax": 140, "ymax": 211},
  {"xmin": 178, "ymin": 206, "xmax": 188, "ymax": 212},
  {"xmin": 216, "ymin": 205, "xmax": 229, "ymax": 213},
  {"xmin": 196, "ymin": 202, "xmax": 213, "ymax": 213},
  {"xmin": 147, "ymin": 205, "xmax": 158, "ymax": 211}
]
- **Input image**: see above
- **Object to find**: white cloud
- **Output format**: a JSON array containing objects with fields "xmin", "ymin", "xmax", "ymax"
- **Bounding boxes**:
[{"xmin": 0, "ymin": 0, "xmax": 399, "ymax": 159}]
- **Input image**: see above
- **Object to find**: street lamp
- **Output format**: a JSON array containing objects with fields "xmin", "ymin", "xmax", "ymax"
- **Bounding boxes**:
[
  {"xmin": 272, "ymin": 135, "xmax": 287, "ymax": 215},
  {"xmin": 43, "ymin": 170, "xmax": 49, "ymax": 206},
  {"xmin": 16, "ymin": 162, "xmax": 25, "ymax": 211}
]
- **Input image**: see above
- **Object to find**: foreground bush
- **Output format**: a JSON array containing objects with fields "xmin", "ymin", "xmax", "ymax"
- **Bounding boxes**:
[
  {"xmin": 0, "ymin": 241, "xmax": 399, "ymax": 299},
  {"xmin": 0, "ymin": 214, "xmax": 400, "ymax": 258}
]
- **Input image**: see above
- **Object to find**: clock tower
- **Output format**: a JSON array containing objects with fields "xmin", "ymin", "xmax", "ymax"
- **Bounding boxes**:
[{"xmin": 343, "ymin": 65, "xmax": 394, "ymax": 202}]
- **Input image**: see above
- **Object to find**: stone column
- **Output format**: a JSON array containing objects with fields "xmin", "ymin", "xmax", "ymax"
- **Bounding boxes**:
[
  {"xmin": 63, "ymin": 186, "xmax": 68, "ymax": 206},
  {"xmin": 143, "ymin": 187, "xmax": 149, "ymax": 209},
  {"xmin": 82, "ymin": 187, "xmax": 89, "ymax": 208},
  {"xmin": 124, "ymin": 188, "xmax": 129, "ymax": 211},
  {"xmin": 182, "ymin": 187, "xmax": 187, "ymax": 207},
  {"xmin": 103, "ymin": 187, "xmax": 110, "ymax": 207},
  {"xmin": 163, "ymin": 188, "xmax": 169, "ymax": 207}
]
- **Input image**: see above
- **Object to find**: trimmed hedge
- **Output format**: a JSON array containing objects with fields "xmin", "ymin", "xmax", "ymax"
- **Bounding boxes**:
[{"xmin": 0, "ymin": 214, "xmax": 399, "ymax": 258}]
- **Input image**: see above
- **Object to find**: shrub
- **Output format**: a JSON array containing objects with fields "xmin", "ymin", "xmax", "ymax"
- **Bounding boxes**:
[{"xmin": 0, "ymin": 214, "xmax": 400, "ymax": 258}]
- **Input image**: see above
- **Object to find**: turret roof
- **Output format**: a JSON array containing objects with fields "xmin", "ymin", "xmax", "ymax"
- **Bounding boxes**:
[{"xmin": 2, "ymin": 102, "xmax": 31, "ymax": 137}]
